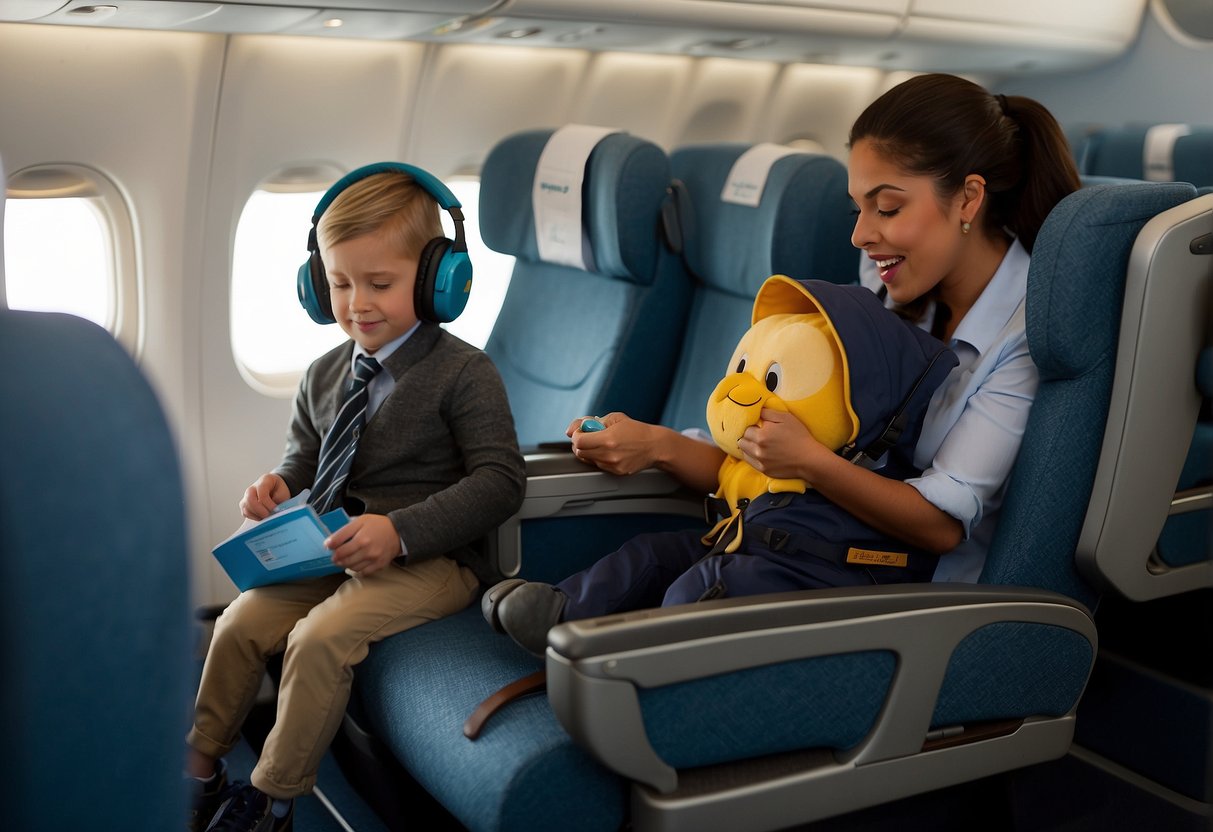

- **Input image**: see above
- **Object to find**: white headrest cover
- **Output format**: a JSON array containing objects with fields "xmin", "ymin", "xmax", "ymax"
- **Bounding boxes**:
[
  {"xmin": 721, "ymin": 143, "xmax": 805, "ymax": 207},
  {"xmin": 532, "ymin": 124, "xmax": 622, "ymax": 270},
  {"xmin": 1144, "ymin": 124, "xmax": 1191, "ymax": 182}
]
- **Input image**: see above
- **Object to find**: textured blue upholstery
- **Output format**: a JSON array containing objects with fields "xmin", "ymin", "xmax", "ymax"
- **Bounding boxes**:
[
  {"xmin": 932, "ymin": 622, "xmax": 1094, "ymax": 727},
  {"xmin": 982, "ymin": 183, "xmax": 1197, "ymax": 604},
  {"xmin": 481, "ymin": 130, "xmax": 692, "ymax": 445},
  {"xmin": 661, "ymin": 144, "xmax": 857, "ymax": 432},
  {"xmin": 638, "ymin": 651, "xmax": 896, "ymax": 768},
  {"xmin": 0, "ymin": 311, "xmax": 191, "ymax": 830},
  {"xmin": 355, "ymin": 607, "xmax": 625, "ymax": 832}
]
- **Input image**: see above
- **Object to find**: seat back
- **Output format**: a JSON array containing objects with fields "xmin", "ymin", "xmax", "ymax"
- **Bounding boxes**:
[
  {"xmin": 481, "ymin": 128, "xmax": 692, "ymax": 446},
  {"xmin": 981, "ymin": 182, "xmax": 1200, "ymax": 604},
  {"xmin": 660, "ymin": 143, "xmax": 857, "ymax": 433},
  {"xmin": 1080, "ymin": 124, "xmax": 1213, "ymax": 187},
  {"xmin": 1072, "ymin": 190, "xmax": 1213, "ymax": 599},
  {"xmin": 1078, "ymin": 133, "xmax": 1213, "ymax": 586},
  {"xmin": 0, "ymin": 310, "xmax": 192, "ymax": 829}
]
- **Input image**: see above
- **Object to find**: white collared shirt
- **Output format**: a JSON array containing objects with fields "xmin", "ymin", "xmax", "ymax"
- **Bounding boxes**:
[
  {"xmin": 351, "ymin": 321, "xmax": 420, "ymax": 420},
  {"xmin": 348, "ymin": 321, "xmax": 420, "ymax": 559}
]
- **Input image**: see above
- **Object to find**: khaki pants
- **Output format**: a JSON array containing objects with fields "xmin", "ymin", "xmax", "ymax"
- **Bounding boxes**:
[{"xmin": 188, "ymin": 556, "xmax": 479, "ymax": 798}]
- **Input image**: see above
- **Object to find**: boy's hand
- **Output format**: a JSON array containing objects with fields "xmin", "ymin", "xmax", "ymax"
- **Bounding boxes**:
[
  {"xmin": 240, "ymin": 474, "xmax": 290, "ymax": 520},
  {"xmin": 326, "ymin": 514, "xmax": 402, "ymax": 577}
]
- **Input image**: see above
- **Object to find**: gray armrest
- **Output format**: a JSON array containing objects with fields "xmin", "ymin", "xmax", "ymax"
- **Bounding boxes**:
[
  {"xmin": 546, "ymin": 584, "xmax": 1096, "ymax": 793},
  {"xmin": 1078, "ymin": 193, "xmax": 1213, "ymax": 599},
  {"xmin": 489, "ymin": 452, "xmax": 703, "ymax": 577}
]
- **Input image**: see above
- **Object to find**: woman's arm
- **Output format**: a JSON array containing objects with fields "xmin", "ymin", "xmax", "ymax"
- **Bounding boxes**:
[
  {"xmin": 568, "ymin": 412, "xmax": 726, "ymax": 494},
  {"xmin": 739, "ymin": 409, "xmax": 963, "ymax": 554}
]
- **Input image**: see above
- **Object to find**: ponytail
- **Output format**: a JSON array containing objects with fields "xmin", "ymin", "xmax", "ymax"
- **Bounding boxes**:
[{"xmin": 997, "ymin": 94, "xmax": 1083, "ymax": 251}]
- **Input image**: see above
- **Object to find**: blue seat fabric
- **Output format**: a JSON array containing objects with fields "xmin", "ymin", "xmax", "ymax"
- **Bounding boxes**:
[
  {"xmin": 481, "ymin": 130, "xmax": 692, "ymax": 446},
  {"xmin": 660, "ymin": 144, "xmax": 857, "ymax": 433},
  {"xmin": 0, "ymin": 311, "xmax": 191, "ymax": 830}
]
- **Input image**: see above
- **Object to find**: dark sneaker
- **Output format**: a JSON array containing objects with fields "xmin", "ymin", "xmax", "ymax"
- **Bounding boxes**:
[
  {"xmin": 188, "ymin": 757, "xmax": 228, "ymax": 832},
  {"xmin": 496, "ymin": 581, "xmax": 567, "ymax": 657},
  {"xmin": 205, "ymin": 783, "xmax": 293, "ymax": 832}
]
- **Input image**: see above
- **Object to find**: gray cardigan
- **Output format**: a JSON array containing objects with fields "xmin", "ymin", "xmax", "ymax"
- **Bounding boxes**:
[{"xmin": 275, "ymin": 323, "xmax": 526, "ymax": 582}]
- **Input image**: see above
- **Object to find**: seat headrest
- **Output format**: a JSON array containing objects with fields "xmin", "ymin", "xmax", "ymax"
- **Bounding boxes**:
[
  {"xmin": 1027, "ymin": 182, "xmax": 1198, "ymax": 380},
  {"xmin": 1084, "ymin": 124, "xmax": 1213, "ymax": 188},
  {"xmin": 480, "ymin": 129, "xmax": 670, "ymax": 285},
  {"xmin": 670, "ymin": 143, "xmax": 856, "ymax": 298}
]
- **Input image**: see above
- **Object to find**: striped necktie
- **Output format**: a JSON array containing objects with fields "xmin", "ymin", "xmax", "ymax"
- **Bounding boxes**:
[{"xmin": 310, "ymin": 355, "xmax": 382, "ymax": 514}]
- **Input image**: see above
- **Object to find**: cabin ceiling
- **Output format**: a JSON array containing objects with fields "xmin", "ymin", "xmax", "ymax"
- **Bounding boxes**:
[{"xmin": 0, "ymin": 0, "xmax": 1150, "ymax": 74}]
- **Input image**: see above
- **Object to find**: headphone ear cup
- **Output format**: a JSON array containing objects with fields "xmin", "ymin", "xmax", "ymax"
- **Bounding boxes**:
[
  {"xmin": 297, "ymin": 249, "xmax": 335, "ymax": 325},
  {"xmin": 414, "ymin": 237, "xmax": 451, "ymax": 323},
  {"xmin": 418, "ymin": 238, "xmax": 473, "ymax": 325}
]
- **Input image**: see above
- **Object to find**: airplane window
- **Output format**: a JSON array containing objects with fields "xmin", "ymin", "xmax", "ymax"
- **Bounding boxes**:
[
  {"xmin": 231, "ymin": 186, "xmax": 348, "ymax": 392},
  {"xmin": 440, "ymin": 177, "xmax": 515, "ymax": 349},
  {"xmin": 4, "ymin": 165, "xmax": 136, "ymax": 349},
  {"xmin": 230, "ymin": 172, "xmax": 514, "ymax": 394}
]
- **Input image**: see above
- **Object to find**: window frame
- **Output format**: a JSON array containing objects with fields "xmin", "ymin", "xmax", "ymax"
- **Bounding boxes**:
[{"xmin": 4, "ymin": 163, "xmax": 140, "ymax": 353}]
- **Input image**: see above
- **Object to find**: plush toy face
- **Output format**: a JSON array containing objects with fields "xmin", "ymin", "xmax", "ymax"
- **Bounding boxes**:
[{"xmin": 707, "ymin": 311, "xmax": 855, "ymax": 459}]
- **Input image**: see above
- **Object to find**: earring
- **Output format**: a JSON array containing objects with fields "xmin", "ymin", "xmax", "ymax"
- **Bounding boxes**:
[{"xmin": 962, "ymin": 221, "xmax": 971, "ymax": 234}]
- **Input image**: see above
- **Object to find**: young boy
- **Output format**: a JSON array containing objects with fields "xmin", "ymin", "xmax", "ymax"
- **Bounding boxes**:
[{"xmin": 188, "ymin": 167, "xmax": 526, "ymax": 832}]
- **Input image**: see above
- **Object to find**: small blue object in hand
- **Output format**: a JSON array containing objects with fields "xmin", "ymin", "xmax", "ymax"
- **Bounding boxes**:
[{"xmin": 580, "ymin": 418, "xmax": 606, "ymax": 432}]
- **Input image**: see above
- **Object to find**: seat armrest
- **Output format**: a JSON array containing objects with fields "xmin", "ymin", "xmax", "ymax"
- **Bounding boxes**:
[
  {"xmin": 546, "ymin": 584, "xmax": 1096, "ymax": 792},
  {"xmin": 487, "ymin": 452, "xmax": 703, "ymax": 577}
]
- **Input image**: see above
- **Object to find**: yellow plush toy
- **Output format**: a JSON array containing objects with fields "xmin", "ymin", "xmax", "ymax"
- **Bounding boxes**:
[{"xmin": 704, "ymin": 275, "xmax": 859, "ymax": 552}]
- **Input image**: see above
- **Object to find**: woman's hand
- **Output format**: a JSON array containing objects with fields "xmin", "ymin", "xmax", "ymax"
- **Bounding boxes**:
[
  {"xmin": 567, "ymin": 412, "xmax": 662, "ymax": 476},
  {"xmin": 738, "ymin": 408, "xmax": 835, "ymax": 482}
]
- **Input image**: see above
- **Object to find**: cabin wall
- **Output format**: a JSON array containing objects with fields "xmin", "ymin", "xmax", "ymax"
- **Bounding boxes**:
[{"xmin": 1003, "ymin": 3, "xmax": 1213, "ymax": 127}]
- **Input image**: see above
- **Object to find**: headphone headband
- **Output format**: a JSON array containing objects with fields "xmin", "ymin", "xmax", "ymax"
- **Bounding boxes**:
[
  {"xmin": 297, "ymin": 161, "xmax": 473, "ymax": 326},
  {"xmin": 311, "ymin": 161, "xmax": 463, "ymax": 222}
]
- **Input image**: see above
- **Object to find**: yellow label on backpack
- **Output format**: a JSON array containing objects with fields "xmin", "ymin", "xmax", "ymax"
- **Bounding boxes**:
[{"xmin": 846, "ymin": 547, "xmax": 908, "ymax": 568}]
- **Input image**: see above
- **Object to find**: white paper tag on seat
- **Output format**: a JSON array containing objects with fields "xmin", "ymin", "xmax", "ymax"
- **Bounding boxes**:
[
  {"xmin": 532, "ymin": 124, "xmax": 621, "ymax": 270},
  {"xmin": 1143, "ymin": 124, "xmax": 1191, "ymax": 182},
  {"xmin": 720, "ymin": 143, "xmax": 803, "ymax": 207}
]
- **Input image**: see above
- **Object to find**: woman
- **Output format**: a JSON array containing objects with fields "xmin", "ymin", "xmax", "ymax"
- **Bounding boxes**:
[{"xmin": 486, "ymin": 74, "xmax": 1082, "ymax": 653}]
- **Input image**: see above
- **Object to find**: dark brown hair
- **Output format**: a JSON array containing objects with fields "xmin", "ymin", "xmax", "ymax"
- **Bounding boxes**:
[{"xmin": 849, "ymin": 73, "xmax": 1080, "ymax": 254}]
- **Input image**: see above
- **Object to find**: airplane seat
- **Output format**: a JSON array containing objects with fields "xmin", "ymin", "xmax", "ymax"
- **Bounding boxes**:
[
  {"xmin": 337, "ymin": 142, "xmax": 857, "ymax": 832},
  {"xmin": 660, "ymin": 142, "xmax": 857, "ymax": 433},
  {"xmin": 0, "ymin": 309, "xmax": 192, "ymax": 829},
  {"xmin": 1081, "ymin": 127, "xmax": 1213, "ymax": 584},
  {"xmin": 535, "ymin": 182, "xmax": 1198, "ymax": 832},
  {"xmin": 479, "ymin": 126, "xmax": 693, "ymax": 448}
]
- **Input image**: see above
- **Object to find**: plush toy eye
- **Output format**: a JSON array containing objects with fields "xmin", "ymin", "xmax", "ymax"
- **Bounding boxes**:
[
  {"xmin": 765, "ymin": 362, "xmax": 782, "ymax": 392},
  {"xmin": 735, "ymin": 354, "xmax": 748, "ymax": 374}
]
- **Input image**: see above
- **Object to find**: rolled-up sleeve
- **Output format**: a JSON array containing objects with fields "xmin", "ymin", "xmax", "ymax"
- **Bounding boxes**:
[{"xmin": 908, "ymin": 331, "xmax": 1038, "ymax": 539}]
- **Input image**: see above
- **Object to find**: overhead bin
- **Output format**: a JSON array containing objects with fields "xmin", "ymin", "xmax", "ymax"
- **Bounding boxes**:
[
  {"xmin": 4, "ymin": 0, "xmax": 1150, "ymax": 74},
  {"xmin": 1, "ymin": 0, "xmax": 498, "ymax": 30}
]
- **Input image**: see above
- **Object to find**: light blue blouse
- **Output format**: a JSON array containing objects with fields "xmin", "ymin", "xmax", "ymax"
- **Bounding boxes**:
[{"xmin": 904, "ymin": 240, "xmax": 1038, "ymax": 582}]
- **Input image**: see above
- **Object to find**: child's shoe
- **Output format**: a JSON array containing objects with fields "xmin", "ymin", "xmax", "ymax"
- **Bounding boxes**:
[
  {"xmin": 205, "ymin": 783, "xmax": 293, "ymax": 832},
  {"xmin": 187, "ymin": 757, "xmax": 228, "ymax": 832},
  {"xmin": 492, "ymin": 580, "xmax": 567, "ymax": 657}
]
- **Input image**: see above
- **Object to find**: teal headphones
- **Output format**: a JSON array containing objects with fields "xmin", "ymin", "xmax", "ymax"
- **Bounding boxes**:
[{"xmin": 296, "ymin": 161, "xmax": 473, "ymax": 325}]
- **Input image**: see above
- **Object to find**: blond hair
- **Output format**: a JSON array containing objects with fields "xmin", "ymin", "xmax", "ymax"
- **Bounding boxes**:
[{"xmin": 317, "ymin": 170, "xmax": 443, "ymax": 260}]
